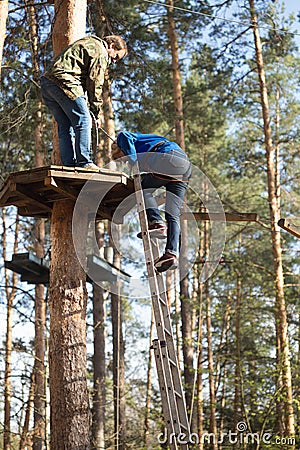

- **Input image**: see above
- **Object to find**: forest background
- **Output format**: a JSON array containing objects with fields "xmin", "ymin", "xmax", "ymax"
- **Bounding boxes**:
[{"xmin": 1, "ymin": 0, "xmax": 300, "ymax": 449}]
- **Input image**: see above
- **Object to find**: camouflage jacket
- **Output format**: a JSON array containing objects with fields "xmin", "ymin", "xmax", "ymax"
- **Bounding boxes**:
[{"xmin": 44, "ymin": 35, "xmax": 110, "ymax": 119}]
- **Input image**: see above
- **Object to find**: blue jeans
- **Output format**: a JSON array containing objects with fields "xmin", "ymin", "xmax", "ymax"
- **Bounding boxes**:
[
  {"xmin": 40, "ymin": 76, "xmax": 92, "ymax": 166},
  {"xmin": 141, "ymin": 174, "xmax": 188, "ymax": 256}
]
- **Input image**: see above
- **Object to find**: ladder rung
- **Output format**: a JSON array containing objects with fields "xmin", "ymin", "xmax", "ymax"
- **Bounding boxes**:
[
  {"xmin": 164, "ymin": 327, "xmax": 172, "ymax": 336},
  {"xmin": 168, "ymin": 358, "xmax": 177, "ymax": 367},
  {"xmin": 158, "ymin": 296, "xmax": 167, "ymax": 306},
  {"xmin": 173, "ymin": 389, "xmax": 183, "ymax": 399}
]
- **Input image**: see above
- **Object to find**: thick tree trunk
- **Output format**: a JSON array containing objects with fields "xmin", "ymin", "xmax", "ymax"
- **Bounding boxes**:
[
  {"xmin": 49, "ymin": 2, "xmax": 90, "ymax": 449},
  {"xmin": 49, "ymin": 201, "xmax": 90, "ymax": 450},
  {"xmin": 249, "ymin": 0, "xmax": 295, "ymax": 438},
  {"xmin": 0, "ymin": 0, "xmax": 8, "ymax": 78}
]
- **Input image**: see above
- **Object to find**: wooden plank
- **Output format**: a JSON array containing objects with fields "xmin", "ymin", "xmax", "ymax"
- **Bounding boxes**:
[
  {"xmin": 17, "ymin": 206, "xmax": 50, "ymax": 218},
  {"xmin": 181, "ymin": 211, "xmax": 258, "ymax": 222},
  {"xmin": 46, "ymin": 177, "xmax": 80, "ymax": 201},
  {"xmin": 15, "ymin": 184, "xmax": 53, "ymax": 213},
  {"xmin": 278, "ymin": 218, "xmax": 300, "ymax": 239},
  {"xmin": 5, "ymin": 165, "xmax": 128, "ymax": 186}
]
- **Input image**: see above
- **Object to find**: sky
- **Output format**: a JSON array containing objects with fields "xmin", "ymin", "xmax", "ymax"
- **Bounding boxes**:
[{"xmin": 279, "ymin": 0, "xmax": 300, "ymax": 45}]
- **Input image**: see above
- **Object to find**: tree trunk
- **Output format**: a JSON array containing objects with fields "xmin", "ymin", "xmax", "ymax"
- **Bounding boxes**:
[
  {"xmin": 49, "ymin": 200, "xmax": 90, "ymax": 450},
  {"xmin": 249, "ymin": 0, "xmax": 295, "ymax": 438},
  {"xmin": 92, "ymin": 284, "xmax": 106, "ymax": 450},
  {"xmin": 25, "ymin": 3, "xmax": 47, "ymax": 447},
  {"xmin": 205, "ymin": 281, "xmax": 218, "ymax": 450},
  {"xmin": 110, "ymin": 226, "xmax": 126, "ymax": 449},
  {"xmin": 144, "ymin": 309, "xmax": 155, "ymax": 448},
  {"xmin": 166, "ymin": 0, "xmax": 185, "ymax": 149},
  {"xmin": 33, "ymin": 218, "xmax": 46, "ymax": 450},
  {"xmin": 92, "ymin": 221, "xmax": 106, "ymax": 450},
  {"xmin": 2, "ymin": 209, "xmax": 19, "ymax": 450},
  {"xmin": 49, "ymin": 1, "xmax": 90, "ymax": 449},
  {"xmin": 167, "ymin": 0, "xmax": 194, "ymax": 418},
  {"xmin": 19, "ymin": 371, "xmax": 35, "ymax": 450},
  {"xmin": 0, "ymin": 0, "xmax": 8, "ymax": 78},
  {"xmin": 233, "ymin": 271, "xmax": 241, "ymax": 434},
  {"xmin": 196, "ymin": 281, "xmax": 204, "ymax": 450}
]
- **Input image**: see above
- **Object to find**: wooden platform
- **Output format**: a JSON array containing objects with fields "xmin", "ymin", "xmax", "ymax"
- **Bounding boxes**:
[
  {"xmin": 0, "ymin": 165, "xmax": 134, "ymax": 221},
  {"xmin": 0, "ymin": 166, "xmax": 258, "ymax": 224}
]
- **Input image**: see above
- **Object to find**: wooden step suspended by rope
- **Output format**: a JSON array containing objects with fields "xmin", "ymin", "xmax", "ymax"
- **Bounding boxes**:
[
  {"xmin": 5, "ymin": 252, "xmax": 131, "ymax": 285},
  {"xmin": 278, "ymin": 218, "xmax": 300, "ymax": 239}
]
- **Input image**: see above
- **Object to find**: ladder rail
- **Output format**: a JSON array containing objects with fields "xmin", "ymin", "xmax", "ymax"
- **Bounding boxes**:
[{"xmin": 133, "ymin": 163, "xmax": 191, "ymax": 449}]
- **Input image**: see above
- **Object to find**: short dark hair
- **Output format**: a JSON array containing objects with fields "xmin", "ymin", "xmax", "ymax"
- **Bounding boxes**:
[{"xmin": 104, "ymin": 35, "xmax": 128, "ymax": 55}]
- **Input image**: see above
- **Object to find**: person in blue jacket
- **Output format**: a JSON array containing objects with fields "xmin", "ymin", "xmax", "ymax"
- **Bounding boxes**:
[{"xmin": 112, "ymin": 131, "xmax": 191, "ymax": 273}]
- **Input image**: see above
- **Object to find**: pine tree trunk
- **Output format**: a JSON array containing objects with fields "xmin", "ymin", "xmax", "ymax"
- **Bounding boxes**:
[
  {"xmin": 92, "ymin": 284, "xmax": 106, "ymax": 450},
  {"xmin": 233, "ymin": 271, "xmax": 241, "ymax": 431},
  {"xmin": 0, "ymin": 0, "xmax": 8, "ymax": 78},
  {"xmin": 3, "ymin": 209, "xmax": 19, "ymax": 450},
  {"xmin": 25, "ymin": 4, "xmax": 47, "ymax": 446},
  {"xmin": 49, "ymin": 200, "xmax": 90, "ymax": 450},
  {"xmin": 19, "ymin": 371, "xmax": 35, "ymax": 450},
  {"xmin": 205, "ymin": 281, "xmax": 218, "ymax": 450},
  {"xmin": 110, "ymin": 226, "xmax": 126, "ymax": 449},
  {"xmin": 249, "ymin": 0, "xmax": 295, "ymax": 438},
  {"xmin": 48, "ymin": 2, "xmax": 90, "ymax": 449},
  {"xmin": 196, "ymin": 281, "xmax": 204, "ymax": 450},
  {"xmin": 218, "ymin": 296, "xmax": 231, "ymax": 450},
  {"xmin": 33, "ymin": 217, "xmax": 46, "ymax": 450},
  {"xmin": 92, "ymin": 221, "xmax": 106, "ymax": 450},
  {"xmin": 144, "ymin": 309, "xmax": 155, "ymax": 448},
  {"xmin": 167, "ymin": 0, "xmax": 194, "ymax": 418}
]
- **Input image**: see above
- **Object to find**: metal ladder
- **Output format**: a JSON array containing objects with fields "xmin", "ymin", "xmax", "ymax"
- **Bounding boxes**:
[{"xmin": 133, "ymin": 164, "xmax": 191, "ymax": 450}]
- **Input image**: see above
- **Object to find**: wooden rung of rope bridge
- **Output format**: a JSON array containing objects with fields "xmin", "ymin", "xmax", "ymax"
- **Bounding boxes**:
[
  {"xmin": 278, "ymin": 218, "xmax": 300, "ymax": 239},
  {"xmin": 0, "ymin": 166, "xmax": 258, "ymax": 223},
  {"xmin": 5, "ymin": 252, "xmax": 131, "ymax": 285}
]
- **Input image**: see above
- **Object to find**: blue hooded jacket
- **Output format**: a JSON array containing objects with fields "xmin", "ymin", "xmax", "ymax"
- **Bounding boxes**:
[{"xmin": 116, "ymin": 131, "xmax": 182, "ymax": 164}]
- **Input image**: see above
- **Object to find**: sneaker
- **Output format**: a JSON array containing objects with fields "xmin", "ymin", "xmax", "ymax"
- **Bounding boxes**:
[
  {"xmin": 77, "ymin": 163, "xmax": 100, "ymax": 171},
  {"xmin": 137, "ymin": 222, "xmax": 167, "ymax": 240},
  {"xmin": 155, "ymin": 252, "xmax": 178, "ymax": 273}
]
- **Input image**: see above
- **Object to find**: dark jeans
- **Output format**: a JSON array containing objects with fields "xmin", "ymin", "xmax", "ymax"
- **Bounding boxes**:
[
  {"xmin": 141, "ymin": 173, "xmax": 188, "ymax": 256},
  {"xmin": 40, "ymin": 76, "xmax": 93, "ymax": 166}
]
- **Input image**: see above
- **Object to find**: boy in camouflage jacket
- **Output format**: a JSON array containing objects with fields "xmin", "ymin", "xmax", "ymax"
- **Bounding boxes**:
[{"xmin": 41, "ymin": 35, "xmax": 127, "ymax": 169}]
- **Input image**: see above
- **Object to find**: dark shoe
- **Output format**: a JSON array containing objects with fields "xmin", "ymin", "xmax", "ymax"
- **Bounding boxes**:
[
  {"xmin": 137, "ymin": 222, "xmax": 167, "ymax": 240},
  {"xmin": 155, "ymin": 253, "xmax": 178, "ymax": 273}
]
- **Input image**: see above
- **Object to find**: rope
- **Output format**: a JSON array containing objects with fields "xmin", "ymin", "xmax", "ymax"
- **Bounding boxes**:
[{"xmin": 143, "ymin": 0, "xmax": 300, "ymax": 38}]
